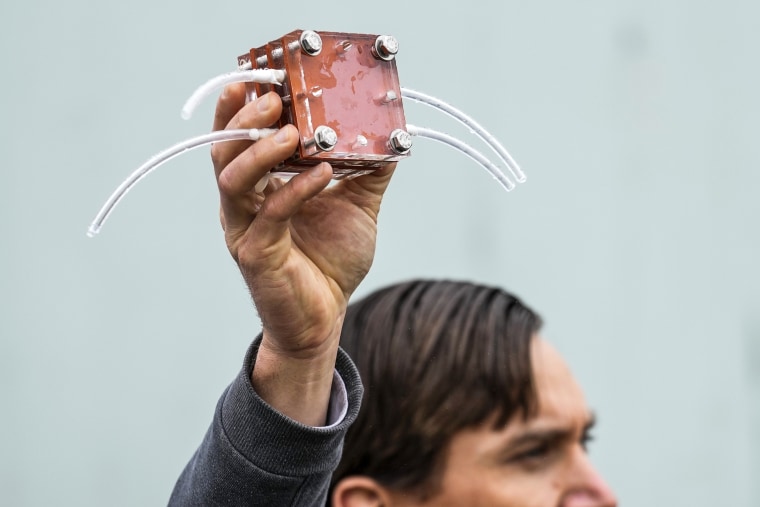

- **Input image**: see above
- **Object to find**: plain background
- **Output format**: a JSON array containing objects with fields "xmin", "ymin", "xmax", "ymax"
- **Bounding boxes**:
[{"xmin": 1, "ymin": 0, "xmax": 758, "ymax": 505}]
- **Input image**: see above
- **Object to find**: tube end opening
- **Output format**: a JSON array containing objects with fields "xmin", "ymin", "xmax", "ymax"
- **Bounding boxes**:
[{"xmin": 86, "ymin": 224, "xmax": 101, "ymax": 238}]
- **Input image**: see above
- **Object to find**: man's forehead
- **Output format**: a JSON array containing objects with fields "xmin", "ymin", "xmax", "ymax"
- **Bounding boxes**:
[
  {"xmin": 467, "ymin": 336, "xmax": 592, "ymax": 443},
  {"xmin": 443, "ymin": 337, "xmax": 593, "ymax": 464},
  {"xmin": 526, "ymin": 336, "xmax": 591, "ymax": 428}
]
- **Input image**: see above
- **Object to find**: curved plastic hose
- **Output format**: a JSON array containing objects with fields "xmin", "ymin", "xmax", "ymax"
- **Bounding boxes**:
[
  {"xmin": 181, "ymin": 69, "xmax": 286, "ymax": 120},
  {"xmin": 401, "ymin": 88, "xmax": 526, "ymax": 183},
  {"xmin": 87, "ymin": 128, "xmax": 277, "ymax": 237},
  {"xmin": 406, "ymin": 124, "xmax": 515, "ymax": 192}
]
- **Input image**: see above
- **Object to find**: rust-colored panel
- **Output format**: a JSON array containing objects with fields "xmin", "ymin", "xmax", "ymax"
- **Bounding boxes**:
[{"xmin": 245, "ymin": 30, "xmax": 410, "ymax": 176}]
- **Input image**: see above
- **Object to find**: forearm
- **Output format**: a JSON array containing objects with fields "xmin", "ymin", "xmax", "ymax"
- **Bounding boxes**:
[
  {"xmin": 252, "ymin": 320, "xmax": 344, "ymax": 426},
  {"xmin": 170, "ymin": 336, "xmax": 363, "ymax": 506}
]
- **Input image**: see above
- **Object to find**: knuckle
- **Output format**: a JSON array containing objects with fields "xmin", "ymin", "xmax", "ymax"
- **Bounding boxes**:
[
  {"xmin": 210, "ymin": 143, "xmax": 223, "ymax": 164},
  {"xmin": 226, "ymin": 106, "xmax": 246, "ymax": 129},
  {"xmin": 219, "ymin": 84, "xmax": 234, "ymax": 103},
  {"xmin": 217, "ymin": 169, "xmax": 237, "ymax": 196},
  {"xmin": 219, "ymin": 208, "xmax": 226, "ymax": 231},
  {"xmin": 258, "ymin": 196, "xmax": 276, "ymax": 217},
  {"xmin": 228, "ymin": 113, "xmax": 242, "ymax": 130},
  {"xmin": 227, "ymin": 241, "xmax": 243, "ymax": 265}
]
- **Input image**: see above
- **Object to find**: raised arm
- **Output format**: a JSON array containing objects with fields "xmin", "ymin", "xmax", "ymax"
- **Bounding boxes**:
[
  {"xmin": 212, "ymin": 84, "xmax": 393, "ymax": 424},
  {"xmin": 170, "ymin": 83, "xmax": 394, "ymax": 505}
]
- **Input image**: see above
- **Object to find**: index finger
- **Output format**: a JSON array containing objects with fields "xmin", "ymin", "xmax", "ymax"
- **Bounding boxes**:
[{"xmin": 213, "ymin": 83, "xmax": 247, "ymax": 131}]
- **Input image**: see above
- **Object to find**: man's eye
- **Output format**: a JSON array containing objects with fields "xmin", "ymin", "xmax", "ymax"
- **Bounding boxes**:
[
  {"xmin": 513, "ymin": 443, "xmax": 551, "ymax": 462},
  {"xmin": 581, "ymin": 431, "xmax": 595, "ymax": 452}
]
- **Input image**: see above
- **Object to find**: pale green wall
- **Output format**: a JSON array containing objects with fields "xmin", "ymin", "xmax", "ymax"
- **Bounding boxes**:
[{"xmin": 1, "ymin": 0, "xmax": 758, "ymax": 505}]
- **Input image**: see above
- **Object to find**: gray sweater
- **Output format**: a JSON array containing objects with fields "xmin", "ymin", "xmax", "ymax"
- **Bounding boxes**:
[{"xmin": 169, "ymin": 338, "xmax": 364, "ymax": 506}]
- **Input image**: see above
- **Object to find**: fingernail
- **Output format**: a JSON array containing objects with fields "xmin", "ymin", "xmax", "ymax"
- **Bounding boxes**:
[
  {"xmin": 257, "ymin": 93, "xmax": 271, "ymax": 112},
  {"xmin": 310, "ymin": 164, "xmax": 326, "ymax": 178},
  {"xmin": 274, "ymin": 127, "xmax": 289, "ymax": 144}
]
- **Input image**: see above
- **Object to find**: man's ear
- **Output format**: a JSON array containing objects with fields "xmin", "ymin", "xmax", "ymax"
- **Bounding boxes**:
[{"xmin": 331, "ymin": 475, "xmax": 392, "ymax": 507}]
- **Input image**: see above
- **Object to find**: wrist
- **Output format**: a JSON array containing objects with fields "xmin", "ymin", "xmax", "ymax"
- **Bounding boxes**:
[
  {"xmin": 258, "ymin": 303, "xmax": 346, "ymax": 360},
  {"xmin": 251, "ymin": 316, "xmax": 345, "ymax": 426},
  {"xmin": 255, "ymin": 335, "xmax": 341, "ymax": 383}
]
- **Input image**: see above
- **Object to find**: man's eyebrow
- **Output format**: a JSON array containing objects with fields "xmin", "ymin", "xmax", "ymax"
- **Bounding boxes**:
[
  {"xmin": 503, "ymin": 428, "xmax": 570, "ymax": 451},
  {"xmin": 502, "ymin": 412, "xmax": 598, "ymax": 451}
]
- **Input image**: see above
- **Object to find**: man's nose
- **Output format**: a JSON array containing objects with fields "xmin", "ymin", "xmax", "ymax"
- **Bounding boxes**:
[{"xmin": 561, "ymin": 448, "xmax": 617, "ymax": 507}]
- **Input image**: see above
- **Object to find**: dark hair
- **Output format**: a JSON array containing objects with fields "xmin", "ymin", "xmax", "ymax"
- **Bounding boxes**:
[{"xmin": 332, "ymin": 279, "xmax": 542, "ymax": 499}]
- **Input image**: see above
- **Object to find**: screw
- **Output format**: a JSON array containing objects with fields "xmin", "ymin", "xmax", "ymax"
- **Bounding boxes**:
[
  {"xmin": 382, "ymin": 90, "xmax": 398, "ymax": 103},
  {"xmin": 353, "ymin": 135, "xmax": 368, "ymax": 149},
  {"xmin": 373, "ymin": 35, "xmax": 399, "ymax": 61},
  {"xmin": 300, "ymin": 30, "xmax": 323, "ymax": 56},
  {"xmin": 389, "ymin": 129, "xmax": 412, "ymax": 154},
  {"xmin": 314, "ymin": 125, "xmax": 338, "ymax": 151},
  {"xmin": 337, "ymin": 40, "xmax": 353, "ymax": 54}
]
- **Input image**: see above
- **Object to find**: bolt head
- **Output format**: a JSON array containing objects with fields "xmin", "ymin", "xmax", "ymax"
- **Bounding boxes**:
[
  {"xmin": 300, "ymin": 30, "xmax": 323, "ymax": 55},
  {"xmin": 389, "ymin": 129, "xmax": 412, "ymax": 154},
  {"xmin": 314, "ymin": 125, "xmax": 338, "ymax": 151},
  {"xmin": 374, "ymin": 35, "xmax": 399, "ymax": 61}
]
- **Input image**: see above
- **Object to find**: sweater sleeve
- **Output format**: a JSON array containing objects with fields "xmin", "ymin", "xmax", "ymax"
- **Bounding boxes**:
[{"xmin": 169, "ymin": 337, "xmax": 364, "ymax": 506}]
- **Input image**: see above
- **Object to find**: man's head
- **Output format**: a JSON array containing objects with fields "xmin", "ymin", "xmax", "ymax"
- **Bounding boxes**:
[{"xmin": 332, "ymin": 279, "xmax": 616, "ymax": 507}]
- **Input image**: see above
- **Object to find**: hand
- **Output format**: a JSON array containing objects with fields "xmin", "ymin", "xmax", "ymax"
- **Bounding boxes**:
[{"xmin": 211, "ymin": 84, "xmax": 395, "ymax": 423}]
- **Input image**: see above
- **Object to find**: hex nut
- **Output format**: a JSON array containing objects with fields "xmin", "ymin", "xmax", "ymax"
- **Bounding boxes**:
[
  {"xmin": 314, "ymin": 125, "xmax": 338, "ymax": 151},
  {"xmin": 389, "ymin": 129, "xmax": 412, "ymax": 154},
  {"xmin": 373, "ymin": 35, "xmax": 399, "ymax": 61},
  {"xmin": 300, "ymin": 30, "xmax": 323, "ymax": 56}
]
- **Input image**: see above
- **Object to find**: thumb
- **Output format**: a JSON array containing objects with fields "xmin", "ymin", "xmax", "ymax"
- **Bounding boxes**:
[{"xmin": 251, "ymin": 163, "xmax": 333, "ymax": 248}]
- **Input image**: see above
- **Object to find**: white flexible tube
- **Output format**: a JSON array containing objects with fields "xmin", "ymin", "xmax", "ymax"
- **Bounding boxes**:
[
  {"xmin": 401, "ymin": 88, "xmax": 526, "ymax": 183},
  {"xmin": 181, "ymin": 69, "xmax": 286, "ymax": 120},
  {"xmin": 406, "ymin": 124, "xmax": 515, "ymax": 193},
  {"xmin": 87, "ymin": 128, "xmax": 277, "ymax": 237}
]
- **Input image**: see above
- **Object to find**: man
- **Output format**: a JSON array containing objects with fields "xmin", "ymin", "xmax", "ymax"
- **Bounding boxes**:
[{"xmin": 170, "ymin": 85, "xmax": 617, "ymax": 506}]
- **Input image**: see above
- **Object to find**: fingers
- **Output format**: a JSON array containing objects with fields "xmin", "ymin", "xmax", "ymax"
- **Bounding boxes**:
[
  {"xmin": 211, "ymin": 91, "xmax": 284, "ymax": 178},
  {"xmin": 217, "ymin": 125, "xmax": 298, "ymax": 197},
  {"xmin": 217, "ymin": 125, "xmax": 300, "ymax": 233},
  {"xmin": 349, "ymin": 163, "xmax": 396, "ymax": 196},
  {"xmin": 212, "ymin": 82, "xmax": 246, "ymax": 131},
  {"xmin": 252, "ymin": 163, "xmax": 333, "ymax": 246},
  {"xmin": 341, "ymin": 163, "xmax": 397, "ymax": 220}
]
